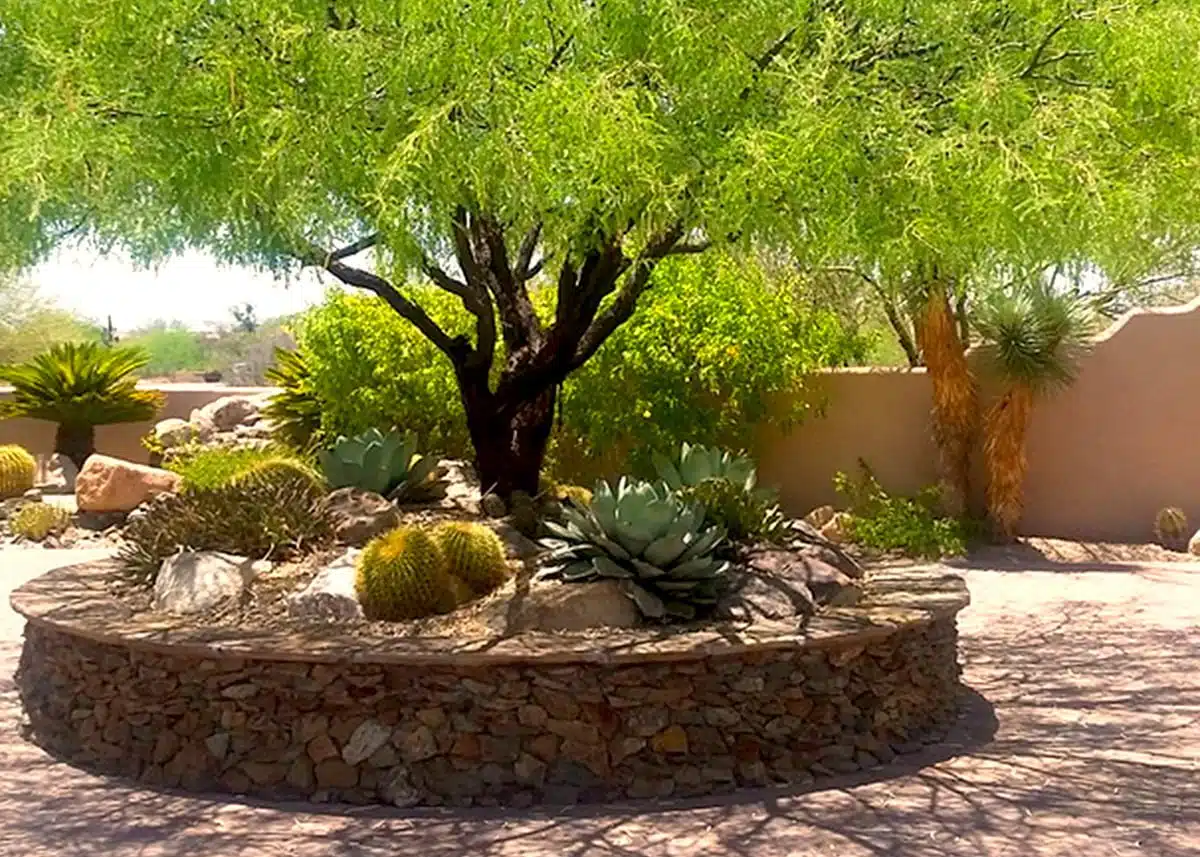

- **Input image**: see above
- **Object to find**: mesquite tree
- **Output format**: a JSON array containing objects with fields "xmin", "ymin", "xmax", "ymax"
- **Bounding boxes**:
[{"xmin": 3, "ymin": 1, "xmax": 1200, "ymax": 496}]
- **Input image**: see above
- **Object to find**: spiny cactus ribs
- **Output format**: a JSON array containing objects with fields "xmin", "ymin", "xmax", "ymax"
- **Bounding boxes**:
[
  {"xmin": 0, "ymin": 445, "xmax": 36, "ymax": 499},
  {"xmin": 432, "ymin": 521, "xmax": 510, "ymax": 595},
  {"xmin": 356, "ymin": 526, "xmax": 465, "ymax": 620}
]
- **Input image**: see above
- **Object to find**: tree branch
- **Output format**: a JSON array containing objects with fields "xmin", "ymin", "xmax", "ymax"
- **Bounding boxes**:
[
  {"xmin": 514, "ymin": 222, "xmax": 543, "ymax": 282},
  {"xmin": 327, "ymin": 232, "xmax": 379, "ymax": 262},
  {"xmin": 1020, "ymin": 18, "xmax": 1070, "ymax": 79}
]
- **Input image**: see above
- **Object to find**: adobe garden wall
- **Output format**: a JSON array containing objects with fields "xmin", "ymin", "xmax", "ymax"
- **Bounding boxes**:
[{"xmin": 12, "ymin": 563, "xmax": 967, "ymax": 806}]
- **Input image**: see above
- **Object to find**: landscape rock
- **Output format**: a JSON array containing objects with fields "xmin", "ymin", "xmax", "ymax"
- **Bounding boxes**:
[
  {"xmin": 287, "ymin": 550, "xmax": 364, "ymax": 623},
  {"xmin": 742, "ymin": 546, "xmax": 862, "ymax": 609},
  {"xmin": 75, "ymin": 454, "xmax": 182, "ymax": 513},
  {"xmin": 187, "ymin": 410, "xmax": 218, "ymax": 443},
  {"xmin": 38, "ymin": 453, "xmax": 78, "ymax": 494},
  {"xmin": 819, "ymin": 512, "xmax": 852, "ymax": 545},
  {"xmin": 153, "ymin": 551, "xmax": 267, "ymax": 615},
  {"xmin": 22, "ymin": 488, "xmax": 42, "ymax": 502},
  {"xmin": 803, "ymin": 505, "xmax": 837, "ymax": 529},
  {"xmin": 197, "ymin": 396, "xmax": 260, "ymax": 432},
  {"xmin": 784, "ymin": 518, "xmax": 863, "ymax": 578},
  {"xmin": 153, "ymin": 418, "xmax": 194, "ymax": 450},
  {"xmin": 486, "ymin": 520, "xmax": 542, "ymax": 561},
  {"xmin": 481, "ymin": 493, "xmax": 507, "ymax": 519},
  {"xmin": 435, "ymin": 459, "xmax": 482, "ymax": 514},
  {"xmin": 510, "ymin": 580, "xmax": 640, "ymax": 632},
  {"xmin": 326, "ymin": 488, "xmax": 401, "ymax": 546},
  {"xmin": 1190, "ymin": 529, "xmax": 1200, "ymax": 556}
]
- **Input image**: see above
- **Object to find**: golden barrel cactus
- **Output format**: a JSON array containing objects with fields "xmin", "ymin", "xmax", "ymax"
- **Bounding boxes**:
[
  {"xmin": 1154, "ymin": 506, "xmax": 1189, "ymax": 549},
  {"xmin": 432, "ymin": 521, "xmax": 510, "ymax": 596},
  {"xmin": 0, "ymin": 445, "xmax": 36, "ymax": 499},
  {"xmin": 11, "ymin": 502, "xmax": 71, "ymax": 541},
  {"xmin": 355, "ymin": 525, "xmax": 461, "ymax": 620}
]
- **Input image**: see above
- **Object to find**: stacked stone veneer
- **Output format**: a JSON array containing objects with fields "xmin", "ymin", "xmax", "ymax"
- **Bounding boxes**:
[{"xmin": 13, "ymin": 564, "xmax": 968, "ymax": 806}]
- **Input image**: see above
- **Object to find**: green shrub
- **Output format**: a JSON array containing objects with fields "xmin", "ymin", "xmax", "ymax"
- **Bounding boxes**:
[
  {"xmin": 119, "ymin": 476, "xmax": 333, "ymax": 579},
  {"xmin": 262, "ymin": 347, "xmax": 323, "ymax": 451},
  {"xmin": 11, "ymin": 502, "xmax": 71, "ymax": 541},
  {"xmin": 295, "ymin": 254, "xmax": 873, "ymax": 483},
  {"xmin": 833, "ymin": 463, "xmax": 978, "ymax": 560},
  {"xmin": 165, "ymin": 444, "xmax": 307, "ymax": 492}
]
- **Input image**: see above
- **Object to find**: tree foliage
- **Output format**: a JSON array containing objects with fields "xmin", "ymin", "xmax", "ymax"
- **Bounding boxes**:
[{"xmin": 4, "ymin": 0, "xmax": 1200, "ymax": 487}]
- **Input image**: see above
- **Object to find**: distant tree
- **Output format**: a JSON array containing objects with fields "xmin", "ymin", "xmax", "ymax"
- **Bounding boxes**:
[
  {"xmin": 231, "ymin": 303, "xmax": 258, "ymax": 334},
  {"xmin": 3, "ymin": 1, "xmax": 1200, "ymax": 495},
  {"xmin": 0, "ymin": 274, "xmax": 98, "ymax": 363}
]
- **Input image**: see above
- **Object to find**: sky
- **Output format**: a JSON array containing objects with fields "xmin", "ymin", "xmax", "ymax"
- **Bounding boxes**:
[{"xmin": 28, "ymin": 245, "xmax": 341, "ymax": 333}]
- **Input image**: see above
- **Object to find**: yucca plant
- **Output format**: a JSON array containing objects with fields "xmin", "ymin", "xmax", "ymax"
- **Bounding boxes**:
[
  {"xmin": 652, "ymin": 442, "xmax": 785, "ymax": 543},
  {"xmin": 0, "ymin": 342, "xmax": 163, "ymax": 468},
  {"xmin": 262, "ymin": 347, "xmax": 322, "ymax": 450},
  {"xmin": 319, "ymin": 427, "xmax": 438, "ymax": 500},
  {"xmin": 538, "ymin": 478, "xmax": 730, "ymax": 621},
  {"xmin": 975, "ymin": 285, "xmax": 1092, "ymax": 541}
]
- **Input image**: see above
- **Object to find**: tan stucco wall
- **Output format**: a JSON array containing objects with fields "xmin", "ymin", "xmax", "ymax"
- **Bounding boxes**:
[
  {"xmin": 0, "ymin": 385, "xmax": 274, "ymax": 467},
  {"xmin": 3, "ymin": 297, "xmax": 1199, "ymax": 541}
]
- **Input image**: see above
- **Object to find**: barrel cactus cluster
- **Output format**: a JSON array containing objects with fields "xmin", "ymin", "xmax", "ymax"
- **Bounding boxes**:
[
  {"xmin": 10, "ymin": 502, "xmax": 71, "ymax": 541},
  {"xmin": 355, "ymin": 521, "xmax": 510, "ymax": 620}
]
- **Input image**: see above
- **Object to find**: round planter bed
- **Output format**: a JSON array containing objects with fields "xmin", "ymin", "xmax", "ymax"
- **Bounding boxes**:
[{"xmin": 12, "ymin": 560, "xmax": 968, "ymax": 806}]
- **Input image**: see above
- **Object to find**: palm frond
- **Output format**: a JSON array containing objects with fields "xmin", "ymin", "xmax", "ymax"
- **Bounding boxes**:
[
  {"xmin": 0, "ymin": 342, "xmax": 162, "ymax": 426},
  {"xmin": 974, "ymin": 285, "xmax": 1094, "ymax": 394}
]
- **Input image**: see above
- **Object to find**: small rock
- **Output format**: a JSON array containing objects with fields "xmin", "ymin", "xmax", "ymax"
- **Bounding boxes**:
[
  {"xmin": 21, "ymin": 488, "xmax": 42, "ymax": 502},
  {"xmin": 485, "ymin": 519, "xmax": 541, "ymax": 560},
  {"xmin": 379, "ymin": 767, "xmax": 421, "ymax": 808},
  {"xmin": 342, "ymin": 720, "xmax": 391, "ymax": 766},
  {"xmin": 510, "ymin": 580, "xmax": 640, "ymax": 632},
  {"xmin": 152, "ymin": 418, "xmax": 194, "ymax": 450},
  {"xmin": 651, "ymin": 724, "xmax": 689, "ymax": 755},
  {"xmin": 437, "ymin": 459, "xmax": 482, "ymax": 514},
  {"xmin": 481, "ymin": 493, "xmax": 507, "ymax": 518},
  {"xmin": 398, "ymin": 725, "xmax": 438, "ymax": 763},
  {"xmin": 187, "ymin": 410, "xmax": 218, "ymax": 442},
  {"xmin": 803, "ymin": 505, "xmax": 837, "ymax": 529},
  {"xmin": 287, "ymin": 549, "xmax": 364, "ymax": 623},
  {"xmin": 1189, "ymin": 529, "xmax": 1200, "ymax": 556},
  {"xmin": 820, "ymin": 512, "xmax": 852, "ymax": 545},
  {"xmin": 307, "ymin": 734, "xmax": 340, "ymax": 764},
  {"xmin": 38, "ymin": 453, "xmax": 78, "ymax": 494},
  {"xmin": 153, "ymin": 551, "xmax": 262, "ymax": 615},
  {"xmin": 75, "ymin": 454, "xmax": 181, "ymax": 513},
  {"xmin": 205, "ymin": 732, "xmax": 230, "ymax": 761},
  {"xmin": 325, "ymin": 488, "xmax": 401, "ymax": 546},
  {"xmin": 314, "ymin": 759, "xmax": 359, "ymax": 790}
]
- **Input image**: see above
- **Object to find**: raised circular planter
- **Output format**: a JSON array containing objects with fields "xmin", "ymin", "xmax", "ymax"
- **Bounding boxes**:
[{"xmin": 12, "ymin": 561, "xmax": 968, "ymax": 806}]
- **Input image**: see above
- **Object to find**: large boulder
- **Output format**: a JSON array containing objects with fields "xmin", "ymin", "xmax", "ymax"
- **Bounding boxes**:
[
  {"xmin": 75, "ymin": 455, "xmax": 182, "ymax": 513},
  {"xmin": 187, "ymin": 409, "xmax": 218, "ymax": 442},
  {"xmin": 154, "ymin": 551, "xmax": 268, "ymax": 615},
  {"xmin": 325, "ymin": 488, "xmax": 401, "ymax": 546},
  {"xmin": 287, "ymin": 549, "xmax": 364, "ymax": 623},
  {"xmin": 196, "ymin": 395, "xmax": 260, "ymax": 432},
  {"xmin": 742, "ymin": 546, "xmax": 862, "ymax": 607},
  {"xmin": 510, "ymin": 580, "xmax": 640, "ymax": 632}
]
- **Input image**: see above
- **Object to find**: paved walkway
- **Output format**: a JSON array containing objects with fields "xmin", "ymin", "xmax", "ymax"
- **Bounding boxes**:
[{"xmin": 1, "ymin": 549, "xmax": 1197, "ymax": 856}]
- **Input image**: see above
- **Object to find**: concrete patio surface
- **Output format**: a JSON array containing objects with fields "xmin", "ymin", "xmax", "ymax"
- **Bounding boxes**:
[{"xmin": 2, "ymin": 548, "xmax": 1197, "ymax": 856}]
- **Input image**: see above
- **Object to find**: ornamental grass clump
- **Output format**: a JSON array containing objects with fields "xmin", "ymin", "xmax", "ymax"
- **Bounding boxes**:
[{"xmin": 538, "ymin": 478, "xmax": 730, "ymax": 621}]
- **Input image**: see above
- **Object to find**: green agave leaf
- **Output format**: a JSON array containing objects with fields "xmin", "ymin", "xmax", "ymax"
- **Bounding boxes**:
[
  {"xmin": 651, "ymin": 449, "xmax": 684, "ymax": 491},
  {"xmin": 675, "ymin": 525, "xmax": 725, "ymax": 564},
  {"xmin": 621, "ymin": 581, "xmax": 665, "ymax": 618},
  {"xmin": 663, "ymin": 600, "xmax": 697, "ymax": 620},
  {"xmin": 629, "ymin": 557, "xmax": 669, "ymax": 579},
  {"xmin": 592, "ymin": 555, "xmax": 635, "ymax": 579},
  {"xmin": 642, "ymin": 532, "xmax": 690, "ymax": 566}
]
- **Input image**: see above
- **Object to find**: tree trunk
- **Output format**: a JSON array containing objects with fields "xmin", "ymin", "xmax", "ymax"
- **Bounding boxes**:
[
  {"xmin": 984, "ymin": 384, "xmax": 1033, "ymax": 542},
  {"xmin": 461, "ymin": 372, "xmax": 557, "ymax": 498},
  {"xmin": 55, "ymin": 423, "xmax": 95, "ymax": 471}
]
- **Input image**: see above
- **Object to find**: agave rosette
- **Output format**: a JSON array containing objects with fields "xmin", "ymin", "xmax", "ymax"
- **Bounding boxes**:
[
  {"xmin": 319, "ymin": 428, "xmax": 437, "ymax": 500},
  {"xmin": 537, "ymin": 478, "xmax": 730, "ymax": 620}
]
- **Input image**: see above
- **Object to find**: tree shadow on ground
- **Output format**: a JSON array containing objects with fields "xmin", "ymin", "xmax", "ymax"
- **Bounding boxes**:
[{"xmin": 2, "ymin": 589, "xmax": 1197, "ymax": 856}]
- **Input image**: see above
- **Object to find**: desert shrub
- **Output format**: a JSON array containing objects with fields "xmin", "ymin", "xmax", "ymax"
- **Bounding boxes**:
[
  {"xmin": 262, "ymin": 347, "xmax": 323, "ymax": 450},
  {"xmin": 297, "ymin": 289, "xmax": 474, "ymax": 456},
  {"xmin": 119, "ymin": 477, "xmax": 333, "ymax": 579},
  {"xmin": 296, "ymin": 254, "xmax": 871, "ymax": 482},
  {"xmin": 11, "ymin": 502, "xmax": 71, "ymax": 541},
  {"xmin": 834, "ymin": 463, "xmax": 978, "ymax": 559},
  {"xmin": 164, "ymin": 443, "xmax": 309, "ymax": 492}
]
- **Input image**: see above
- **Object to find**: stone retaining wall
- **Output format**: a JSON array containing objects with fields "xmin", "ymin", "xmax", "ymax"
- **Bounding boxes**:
[{"xmin": 14, "ymin": 565, "xmax": 967, "ymax": 806}]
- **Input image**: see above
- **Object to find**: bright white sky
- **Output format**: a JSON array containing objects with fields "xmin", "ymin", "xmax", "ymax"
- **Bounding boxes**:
[{"xmin": 28, "ymin": 245, "xmax": 341, "ymax": 332}]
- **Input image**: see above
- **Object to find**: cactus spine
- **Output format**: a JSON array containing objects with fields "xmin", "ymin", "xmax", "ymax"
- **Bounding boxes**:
[
  {"xmin": 356, "ymin": 525, "xmax": 461, "ymax": 620},
  {"xmin": 0, "ymin": 445, "xmax": 36, "ymax": 499},
  {"xmin": 432, "ymin": 521, "xmax": 510, "ymax": 595}
]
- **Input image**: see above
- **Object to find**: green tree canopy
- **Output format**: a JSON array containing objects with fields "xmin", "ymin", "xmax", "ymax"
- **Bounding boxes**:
[{"xmin": 3, "ymin": 0, "xmax": 1200, "ymax": 490}]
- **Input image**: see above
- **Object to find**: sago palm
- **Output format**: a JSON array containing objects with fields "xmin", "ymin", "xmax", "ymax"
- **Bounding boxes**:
[
  {"xmin": 0, "ymin": 342, "xmax": 163, "ymax": 468},
  {"xmin": 975, "ymin": 286, "xmax": 1092, "ymax": 540}
]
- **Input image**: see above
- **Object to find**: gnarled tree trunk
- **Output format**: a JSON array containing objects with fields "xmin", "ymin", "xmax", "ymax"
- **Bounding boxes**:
[{"xmin": 55, "ymin": 422, "xmax": 95, "ymax": 471}]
